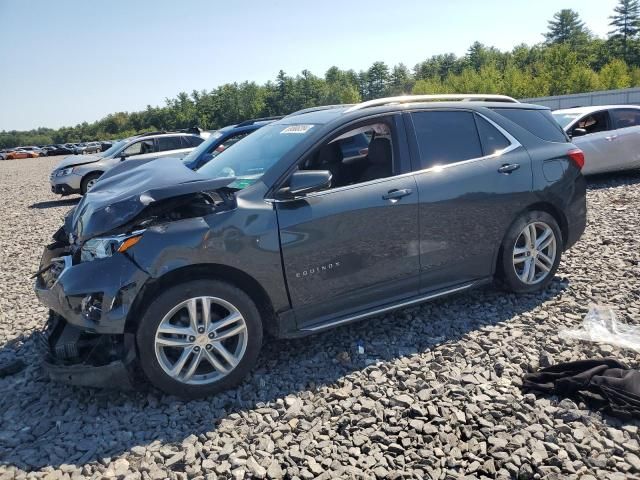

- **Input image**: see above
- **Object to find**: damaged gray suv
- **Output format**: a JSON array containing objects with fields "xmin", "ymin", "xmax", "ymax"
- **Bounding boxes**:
[{"xmin": 34, "ymin": 95, "xmax": 587, "ymax": 398}]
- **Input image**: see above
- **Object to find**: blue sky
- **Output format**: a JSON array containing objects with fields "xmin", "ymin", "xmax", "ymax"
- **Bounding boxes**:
[{"xmin": 0, "ymin": 0, "xmax": 616, "ymax": 131}]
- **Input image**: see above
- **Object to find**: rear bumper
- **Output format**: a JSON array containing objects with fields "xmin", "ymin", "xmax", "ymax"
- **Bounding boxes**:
[{"xmin": 565, "ymin": 174, "xmax": 587, "ymax": 250}]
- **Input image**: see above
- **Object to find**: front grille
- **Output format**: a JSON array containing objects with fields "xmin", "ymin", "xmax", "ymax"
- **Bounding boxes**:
[{"xmin": 49, "ymin": 171, "xmax": 55, "ymax": 181}]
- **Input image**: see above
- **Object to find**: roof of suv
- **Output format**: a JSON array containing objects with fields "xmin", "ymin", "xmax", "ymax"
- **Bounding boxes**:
[
  {"xmin": 553, "ymin": 105, "xmax": 640, "ymax": 115},
  {"xmin": 278, "ymin": 95, "xmax": 547, "ymax": 125}
]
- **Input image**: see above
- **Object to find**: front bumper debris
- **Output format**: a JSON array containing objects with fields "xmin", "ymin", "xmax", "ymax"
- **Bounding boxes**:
[
  {"xmin": 33, "ymin": 242, "xmax": 149, "ymax": 334},
  {"xmin": 38, "ymin": 311, "xmax": 136, "ymax": 389}
]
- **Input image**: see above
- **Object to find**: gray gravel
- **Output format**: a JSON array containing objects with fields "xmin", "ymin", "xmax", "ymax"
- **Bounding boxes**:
[{"xmin": 1, "ymin": 156, "xmax": 640, "ymax": 479}]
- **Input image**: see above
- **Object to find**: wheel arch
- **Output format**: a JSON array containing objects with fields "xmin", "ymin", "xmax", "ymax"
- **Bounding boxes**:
[
  {"xmin": 522, "ymin": 201, "xmax": 569, "ymax": 247},
  {"xmin": 493, "ymin": 201, "xmax": 568, "ymax": 278},
  {"xmin": 125, "ymin": 263, "xmax": 278, "ymax": 336}
]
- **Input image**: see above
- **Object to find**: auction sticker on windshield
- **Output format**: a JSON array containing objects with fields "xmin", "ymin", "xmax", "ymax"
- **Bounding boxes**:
[{"xmin": 281, "ymin": 125, "xmax": 314, "ymax": 134}]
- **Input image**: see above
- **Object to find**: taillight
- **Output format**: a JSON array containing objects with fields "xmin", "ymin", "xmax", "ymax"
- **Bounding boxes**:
[{"xmin": 567, "ymin": 148, "xmax": 585, "ymax": 170}]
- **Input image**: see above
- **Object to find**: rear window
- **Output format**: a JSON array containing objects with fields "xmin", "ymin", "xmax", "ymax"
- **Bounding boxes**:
[
  {"xmin": 410, "ymin": 111, "xmax": 483, "ymax": 169},
  {"xmin": 493, "ymin": 108, "xmax": 567, "ymax": 143},
  {"xmin": 610, "ymin": 108, "xmax": 640, "ymax": 129},
  {"xmin": 157, "ymin": 136, "xmax": 184, "ymax": 151}
]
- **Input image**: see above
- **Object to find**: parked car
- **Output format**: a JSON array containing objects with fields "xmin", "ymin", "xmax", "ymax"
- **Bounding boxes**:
[
  {"xmin": 100, "ymin": 141, "xmax": 113, "ymax": 152},
  {"xmin": 552, "ymin": 105, "xmax": 640, "ymax": 175},
  {"xmin": 182, "ymin": 117, "xmax": 281, "ymax": 170},
  {"xmin": 35, "ymin": 94, "xmax": 586, "ymax": 397},
  {"xmin": 6, "ymin": 149, "xmax": 39, "ymax": 159},
  {"xmin": 49, "ymin": 131, "xmax": 205, "ymax": 195},
  {"xmin": 18, "ymin": 146, "xmax": 45, "ymax": 157},
  {"xmin": 74, "ymin": 142, "xmax": 101, "ymax": 155},
  {"xmin": 44, "ymin": 144, "xmax": 75, "ymax": 156}
]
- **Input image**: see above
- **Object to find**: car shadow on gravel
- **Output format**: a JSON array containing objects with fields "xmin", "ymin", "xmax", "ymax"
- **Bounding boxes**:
[
  {"xmin": 29, "ymin": 197, "xmax": 80, "ymax": 209},
  {"xmin": 586, "ymin": 169, "xmax": 640, "ymax": 190},
  {"xmin": 0, "ymin": 280, "xmax": 569, "ymax": 471}
]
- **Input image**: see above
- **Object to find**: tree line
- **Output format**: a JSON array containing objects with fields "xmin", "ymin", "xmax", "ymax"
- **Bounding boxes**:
[{"xmin": 3, "ymin": 1, "xmax": 640, "ymax": 149}]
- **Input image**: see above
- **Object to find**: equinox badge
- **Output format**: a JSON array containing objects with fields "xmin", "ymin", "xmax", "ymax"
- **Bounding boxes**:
[{"xmin": 295, "ymin": 261, "xmax": 341, "ymax": 278}]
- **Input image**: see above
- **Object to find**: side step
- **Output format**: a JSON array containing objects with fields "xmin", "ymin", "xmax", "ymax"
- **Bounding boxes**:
[{"xmin": 300, "ymin": 279, "xmax": 487, "ymax": 334}]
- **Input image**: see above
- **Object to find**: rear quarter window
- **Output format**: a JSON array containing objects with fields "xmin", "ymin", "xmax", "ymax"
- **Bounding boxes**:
[
  {"xmin": 492, "ymin": 108, "xmax": 568, "ymax": 143},
  {"xmin": 184, "ymin": 136, "xmax": 205, "ymax": 148}
]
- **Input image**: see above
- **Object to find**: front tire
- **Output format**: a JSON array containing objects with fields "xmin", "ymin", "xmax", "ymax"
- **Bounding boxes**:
[
  {"xmin": 80, "ymin": 172, "xmax": 102, "ymax": 194},
  {"xmin": 136, "ymin": 280, "xmax": 263, "ymax": 398},
  {"xmin": 497, "ymin": 211, "xmax": 562, "ymax": 293}
]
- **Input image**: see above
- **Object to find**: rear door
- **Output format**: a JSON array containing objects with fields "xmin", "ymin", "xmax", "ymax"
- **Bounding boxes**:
[
  {"xmin": 406, "ymin": 109, "xmax": 534, "ymax": 291},
  {"xmin": 608, "ymin": 107, "xmax": 640, "ymax": 170}
]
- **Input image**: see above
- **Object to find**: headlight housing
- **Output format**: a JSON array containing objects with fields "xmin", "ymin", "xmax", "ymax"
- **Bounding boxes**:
[
  {"xmin": 56, "ymin": 167, "xmax": 75, "ymax": 177},
  {"xmin": 80, "ymin": 232, "xmax": 143, "ymax": 262}
]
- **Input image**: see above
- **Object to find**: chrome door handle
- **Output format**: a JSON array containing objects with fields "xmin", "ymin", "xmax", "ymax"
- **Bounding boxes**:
[
  {"xmin": 497, "ymin": 163, "xmax": 520, "ymax": 174},
  {"xmin": 382, "ymin": 188, "xmax": 412, "ymax": 200},
  {"xmin": 605, "ymin": 135, "xmax": 618, "ymax": 141}
]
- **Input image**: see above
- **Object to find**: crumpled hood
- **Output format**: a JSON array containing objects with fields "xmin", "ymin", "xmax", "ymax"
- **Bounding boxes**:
[
  {"xmin": 71, "ymin": 158, "xmax": 234, "ymax": 241},
  {"xmin": 54, "ymin": 154, "xmax": 103, "ymax": 169}
]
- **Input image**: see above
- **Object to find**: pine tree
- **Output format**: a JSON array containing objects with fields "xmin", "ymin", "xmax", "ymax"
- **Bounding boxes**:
[
  {"xmin": 609, "ymin": 0, "xmax": 640, "ymax": 62},
  {"xmin": 545, "ymin": 9, "xmax": 589, "ymax": 46}
]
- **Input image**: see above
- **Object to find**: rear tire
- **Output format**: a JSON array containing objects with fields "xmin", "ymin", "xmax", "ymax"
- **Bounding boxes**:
[
  {"xmin": 497, "ymin": 211, "xmax": 562, "ymax": 293},
  {"xmin": 80, "ymin": 172, "xmax": 102, "ymax": 194},
  {"xmin": 136, "ymin": 279, "xmax": 263, "ymax": 398}
]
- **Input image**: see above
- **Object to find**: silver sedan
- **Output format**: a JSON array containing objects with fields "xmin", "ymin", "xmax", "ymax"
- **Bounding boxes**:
[{"xmin": 553, "ymin": 105, "xmax": 640, "ymax": 175}]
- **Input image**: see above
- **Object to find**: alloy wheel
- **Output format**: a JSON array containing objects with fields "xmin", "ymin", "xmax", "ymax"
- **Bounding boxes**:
[
  {"xmin": 154, "ymin": 296, "xmax": 248, "ymax": 385},
  {"xmin": 86, "ymin": 178, "xmax": 98, "ymax": 191},
  {"xmin": 512, "ymin": 221, "xmax": 557, "ymax": 285}
]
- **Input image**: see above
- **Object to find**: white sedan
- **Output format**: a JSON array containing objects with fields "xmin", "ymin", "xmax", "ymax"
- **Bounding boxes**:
[{"xmin": 553, "ymin": 105, "xmax": 640, "ymax": 175}]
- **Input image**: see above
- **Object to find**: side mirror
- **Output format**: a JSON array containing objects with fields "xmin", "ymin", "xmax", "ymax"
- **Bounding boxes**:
[
  {"xmin": 281, "ymin": 170, "xmax": 332, "ymax": 198},
  {"xmin": 571, "ymin": 128, "xmax": 587, "ymax": 138}
]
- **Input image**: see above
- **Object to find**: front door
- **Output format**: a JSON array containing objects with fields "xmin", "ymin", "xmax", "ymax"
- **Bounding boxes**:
[
  {"xmin": 275, "ymin": 117, "xmax": 420, "ymax": 327},
  {"xmin": 569, "ymin": 110, "xmax": 623, "ymax": 174}
]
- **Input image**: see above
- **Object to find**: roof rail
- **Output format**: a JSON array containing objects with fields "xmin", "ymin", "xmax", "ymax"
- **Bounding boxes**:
[
  {"xmin": 135, "ymin": 130, "xmax": 168, "ymax": 137},
  {"xmin": 235, "ymin": 116, "xmax": 283, "ymax": 127},
  {"xmin": 134, "ymin": 129, "xmax": 199, "ymax": 138},
  {"xmin": 344, "ymin": 94, "xmax": 519, "ymax": 113},
  {"xmin": 284, "ymin": 104, "xmax": 351, "ymax": 118}
]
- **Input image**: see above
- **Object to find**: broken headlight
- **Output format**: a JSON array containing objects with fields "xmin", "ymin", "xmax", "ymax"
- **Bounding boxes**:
[{"xmin": 80, "ymin": 231, "xmax": 143, "ymax": 262}]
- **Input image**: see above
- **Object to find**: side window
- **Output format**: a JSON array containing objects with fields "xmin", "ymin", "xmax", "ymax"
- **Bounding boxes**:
[
  {"xmin": 122, "ymin": 140, "xmax": 154, "ymax": 157},
  {"xmin": 182, "ymin": 136, "xmax": 204, "ymax": 148},
  {"xmin": 573, "ymin": 111, "xmax": 611, "ymax": 135},
  {"xmin": 411, "ymin": 111, "xmax": 482, "ymax": 169},
  {"xmin": 493, "ymin": 108, "xmax": 567, "ymax": 143},
  {"xmin": 300, "ymin": 122, "xmax": 394, "ymax": 189},
  {"xmin": 157, "ymin": 136, "xmax": 184, "ymax": 152},
  {"xmin": 610, "ymin": 109, "xmax": 640, "ymax": 130},
  {"xmin": 475, "ymin": 115, "xmax": 511, "ymax": 155}
]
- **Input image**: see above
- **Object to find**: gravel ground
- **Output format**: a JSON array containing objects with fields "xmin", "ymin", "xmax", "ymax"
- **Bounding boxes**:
[{"xmin": 1, "ymin": 156, "xmax": 640, "ymax": 480}]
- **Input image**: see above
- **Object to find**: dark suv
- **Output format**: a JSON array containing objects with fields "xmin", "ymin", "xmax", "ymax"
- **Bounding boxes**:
[{"xmin": 34, "ymin": 95, "xmax": 586, "ymax": 397}]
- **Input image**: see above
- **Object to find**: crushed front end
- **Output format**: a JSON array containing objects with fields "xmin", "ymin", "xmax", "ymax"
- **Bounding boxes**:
[
  {"xmin": 34, "ymin": 229, "xmax": 150, "ymax": 388},
  {"xmin": 34, "ymin": 158, "xmax": 238, "ymax": 389}
]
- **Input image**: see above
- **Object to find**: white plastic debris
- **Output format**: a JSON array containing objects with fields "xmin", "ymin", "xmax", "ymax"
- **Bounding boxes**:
[{"xmin": 560, "ymin": 305, "xmax": 640, "ymax": 352}]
